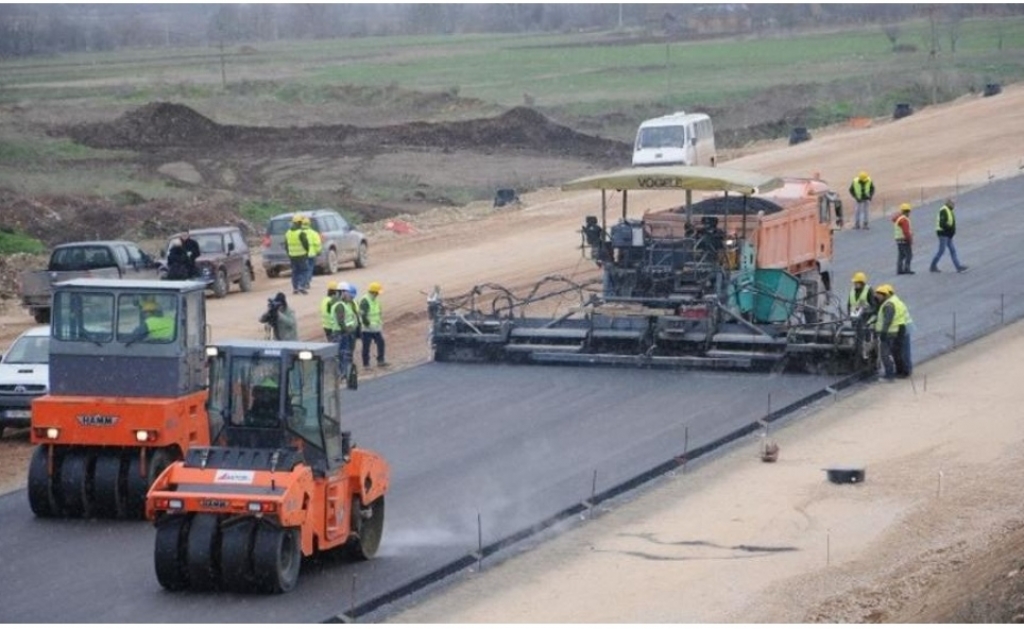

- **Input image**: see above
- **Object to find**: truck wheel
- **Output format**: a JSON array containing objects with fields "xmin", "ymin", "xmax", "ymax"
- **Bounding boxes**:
[
  {"xmin": 33, "ymin": 309, "xmax": 50, "ymax": 324},
  {"xmin": 59, "ymin": 449, "xmax": 96, "ymax": 518},
  {"xmin": 347, "ymin": 496, "xmax": 385, "ymax": 560},
  {"xmin": 93, "ymin": 450, "xmax": 127, "ymax": 519},
  {"xmin": 252, "ymin": 524, "xmax": 301, "ymax": 593},
  {"xmin": 220, "ymin": 519, "xmax": 257, "ymax": 592},
  {"xmin": 354, "ymin": 242, "xmax": 368, "ymax": 269},
  {"xmin": 125, "ymin": 448, "xmax": 174, "ymax": 519},
  {"xmin": 155, "ymin": 515, "xmax": 190, "ymax": 591},
  {"xmin": 326, "ymin": 249, "xmax": 339, "ymax": 274},
  {"xmin": 28, "ymin": 445, "xmax": 61, "ymax": 517},
  {"xmin": 186, "ymin": 513, "xmax": 221, "ymax": 591},
  {"xmin": 212, "ymin": 269, "xmax": 229, "ymax": 298},
  {"xmin": 266, "ymin": 267, "xmax": 281, "ymax": 279},
  {"xmin": 239, "ymin": 265, "xmax": 254, "ymax": 292}
]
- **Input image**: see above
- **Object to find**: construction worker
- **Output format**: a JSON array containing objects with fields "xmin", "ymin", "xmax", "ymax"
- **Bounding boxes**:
[
  {"xmin": 139, "ymin": 300, "xmax": 175, "ymax": 341},
  {"xmin": 300, "ymin": 216, "xmax": 322, "ymax": 292},
  {"xmin": 847, "ymin": 271, "xmax": 878, "ymax": 318},
  {"xmin": 873, "ymin": 284, "xmax": 912, "ymax": 381},
  {"xmin": 285, "ymin": 215, "xmax": 311, "ymax": 295},
  {"xmin": 849, "ymin": 171, "xmax": 876, "ymax": 229},
  {"xmin": 893, "ymin": 202, "xmax": 914, "ymax": 275},
  {"xmin": 321, "ymin": 281, "xmax": 342, "ymax": 341},
  {"xmin": 333, "ymin": 281, "xmax": 360, "ymax": 389},
  {"xmin": 359, "ymin": 281, "xmax": 388, "ymax": 369},
  {"xmin": 929, "ymin": 198, "xmax": 968, "ymax": 273}
]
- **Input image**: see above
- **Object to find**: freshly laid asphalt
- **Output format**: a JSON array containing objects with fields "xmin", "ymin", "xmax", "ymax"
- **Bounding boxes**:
[{"xmin": 1, "ymin": 175, "xmax": 1022, "ymax": 623}]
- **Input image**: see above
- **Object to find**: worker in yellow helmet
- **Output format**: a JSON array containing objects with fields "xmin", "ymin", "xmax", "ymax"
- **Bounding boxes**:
[
  {"xmin": 358, "ymin": 281, "xmax": 388, "ymax": 369},
  {"xmin": 321, "ymin": 281, "xmax": 342, "ymax": 341},
  {"xmin": 873, "ymin": 284, "xmax": 913, "ymax": 382},
  {"xmin": 848, "ymin": 171, "xmax": 875, "ymax": 229},
  {"xmin": 137, "ymin": 299, "xmax": 175, "ymax": 342},
  {"xmin": 299, "ymin": 216, "xmax": 322, "ymax": 293},
  {"xmin": 285, "ymin": 215, "xmax": 310, "ymax": 295},
  {"xmin": 893, "ymin": 202, "xmax": 914, "ymax": 275},
  {"xmin": 847, "ymin": 271, "xmax": 878, "ymax": 318}
]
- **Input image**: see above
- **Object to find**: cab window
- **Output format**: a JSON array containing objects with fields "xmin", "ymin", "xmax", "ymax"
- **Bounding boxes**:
[
  {"xmin": 52, "ymin": 291, "xmax": 114, "ymax": 342},
  {"xmin": 115, "ymin": 293, "xmax": 178, "ymax": 343}
]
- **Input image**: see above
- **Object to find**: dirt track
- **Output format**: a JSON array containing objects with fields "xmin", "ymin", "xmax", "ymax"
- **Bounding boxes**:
[{"xmin": 4, "ymin": 84, "xmax": 1024, "ymax": 621}]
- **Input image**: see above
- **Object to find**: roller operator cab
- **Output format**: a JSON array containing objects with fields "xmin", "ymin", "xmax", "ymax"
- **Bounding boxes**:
[
  {"xmin": 146, "ymin": 340, "xmax": 389, "ymax": 594},
  {"xmin": 28, "ymin": 279, "xmax": 210, "ymax": 519}
]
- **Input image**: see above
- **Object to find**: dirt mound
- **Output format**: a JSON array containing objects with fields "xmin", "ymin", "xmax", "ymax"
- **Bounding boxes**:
[
  {"xmin": 0, "ymin": 186, "xmax": 250, "ymax": 249},
  {"xmin": 63, "ymin": 102, "xmax": 631, "ymax": 162},
  {"xmin": 65, "ymin": 102, "xmax": 227, "ymax": 149}
]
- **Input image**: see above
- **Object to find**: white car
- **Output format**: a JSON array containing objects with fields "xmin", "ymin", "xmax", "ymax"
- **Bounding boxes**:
[{"xmin": 0, "ymin": 326, "xmax": 49, "ymax": 437}]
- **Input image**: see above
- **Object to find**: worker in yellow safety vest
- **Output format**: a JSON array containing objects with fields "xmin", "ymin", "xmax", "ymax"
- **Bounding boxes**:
[
  {"xmin": 873, "ymin": 284, "xmax": 912, "ymax": 381},
  {"xmin": 847, "ymin": 271, "xmax": 878, "ymax": 318},
  {"xmin": 848, "ymin": 171, "xmax": 876, "ymax": 229},
  {"xmin": 300, "ymin": 216, "xmax": 322, "ymax": 293},
  {"xmin": 892, "ymin": 203, "xmax": 914, "ymax": 275},
  {"xmin": 285, "ymin": 215, "xmax": 311, "ymax": 295},
  {"xmin": 321, "ymin": 281, "xmax": 342, "ymax": 341},
  {"xmin": 332, "ymin": 282, "xmax": 360, "ymax": 390},
  {"xmin": 358, "ymin": 281, "xmax": 388, "ymax": 369},
  {"xmin": 139, "ymin": 300, "xmax": 175, "ymax": 341}
]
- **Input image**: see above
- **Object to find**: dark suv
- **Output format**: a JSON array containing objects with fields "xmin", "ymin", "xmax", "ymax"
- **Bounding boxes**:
[
  {"xmin": 161, "ymin": 226, "xmax": 255, "ymax": 298},
  {"xmin": 261, "ymin": 209, "xmax": 368, "ymax": 279}
]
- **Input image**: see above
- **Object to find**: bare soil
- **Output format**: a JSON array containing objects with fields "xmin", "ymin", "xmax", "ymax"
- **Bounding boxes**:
[{"xmin": 4, "ymin": 84, "xmax": 1024, "ymax": 622}]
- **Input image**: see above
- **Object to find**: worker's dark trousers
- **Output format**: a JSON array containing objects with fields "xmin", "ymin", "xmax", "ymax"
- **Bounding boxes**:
[
  {"xmin": 896, "ymin": 241, "xmax": 913, "ymax": 274},
  {"xmin": 361, "ymin": 331, "xmax": 385, "ymax": 367},
  {"xmin": 893, "ymin": 326, "xmax": 911, "ymax": 376},
  {"xmin": 334, "ymin": 332, "xmax": 355, "ymax": 378},
  {"xmin": 289, "ymin": 256, "xmax": 307, "ymax": 291},
  {"xmin": 878, "ymin": 334, "xmax": 897, "ymax": 379}
]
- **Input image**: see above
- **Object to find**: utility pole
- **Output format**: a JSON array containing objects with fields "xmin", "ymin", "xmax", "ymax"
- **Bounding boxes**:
[
  {"xmin": 665, "ymin": 43, "xmax": 671, "ymax": 101},
  {"xmin": 219, "ymin": 33, "xmax": 227, "ymax": 89}
]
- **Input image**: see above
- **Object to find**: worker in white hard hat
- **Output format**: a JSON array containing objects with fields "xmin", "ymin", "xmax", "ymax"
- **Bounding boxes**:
[{"xmin": 332, "ymin": 281, "xmax": 360, "ymax": 389}]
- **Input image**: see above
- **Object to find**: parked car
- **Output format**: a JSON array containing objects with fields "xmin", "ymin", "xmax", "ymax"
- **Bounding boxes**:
[
  {"xmin": 0, "ymin": 326, "xmax": 49, "ymax": 437},
  {"xmin": 261, "ymin": 209, "xmax": 368, "ymax": 279},
  {"xmin": 18, "ymin": 240, "xmax": 161, "ymax": 323},
  {"xmin": 160, "ymin": 227, "xmax": 255, "ymax": 298}
]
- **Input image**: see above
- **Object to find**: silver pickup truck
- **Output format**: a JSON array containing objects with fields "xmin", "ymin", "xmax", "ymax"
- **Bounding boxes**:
[{"xmin": 19, "ymin": 240, "xmax": 161, "ymax": 323}]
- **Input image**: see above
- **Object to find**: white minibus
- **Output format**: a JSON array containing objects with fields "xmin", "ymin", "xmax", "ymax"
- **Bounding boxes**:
[{"xmin": 631, "ymin": 112, "xmax": 717, "ymax": 167}]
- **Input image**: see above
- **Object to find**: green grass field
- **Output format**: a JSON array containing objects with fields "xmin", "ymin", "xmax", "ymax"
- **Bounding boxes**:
[
  {"xmin": 4, "ymin": 16, "xmax": 1023, "ymax": 128},
  {"xmin": 1, "ymin": 15, "xmax": 1023, "ymax": 251}
]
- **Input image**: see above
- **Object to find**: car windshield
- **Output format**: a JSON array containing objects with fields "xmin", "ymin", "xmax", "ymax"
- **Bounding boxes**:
[
  {"xmin": 4, "ymin": 334, "xmax": 49, "ymax": 364},
  {"xmin": 637, "ymin": 125, "xmax": 686, "ymax": 150}
]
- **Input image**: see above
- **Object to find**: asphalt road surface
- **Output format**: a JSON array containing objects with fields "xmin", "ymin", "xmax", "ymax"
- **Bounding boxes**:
[{"xmin": 1, "ymin": 175, "xmax": 1021, "ymax": 623}]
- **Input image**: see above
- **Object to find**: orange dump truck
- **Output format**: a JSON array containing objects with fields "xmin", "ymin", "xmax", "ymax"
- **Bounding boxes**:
[
  {"xmin": 28, "ymin": 279, "xmax": 211, "ymax": 519},
  {"xmin": 642, "ymin": 173, "xmax": 838, "ymax": 291}
]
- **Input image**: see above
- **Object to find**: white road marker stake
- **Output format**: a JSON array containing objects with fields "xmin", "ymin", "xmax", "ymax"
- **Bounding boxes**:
[
  {"xmin": 937, "ymin": 470, "xmax": 944, "ymax": 498},
  {"xmin": 826, "ymin": 528, "xmax": 831, "ymax": 566}
]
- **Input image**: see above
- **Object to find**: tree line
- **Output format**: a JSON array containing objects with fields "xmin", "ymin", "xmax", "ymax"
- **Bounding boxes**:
[{"xmin": 0, "ymin": 3, "xmax": 1018, "ymax": 59}]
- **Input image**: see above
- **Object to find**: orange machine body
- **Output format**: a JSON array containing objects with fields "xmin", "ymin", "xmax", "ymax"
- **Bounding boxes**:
[
  {"xmin": 31, "ymin": 390, "xmax": 209, "ymax": 452},
  {"xmin": 147, "ymin": 447, "xmax": 389, "ymax": 556}
]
